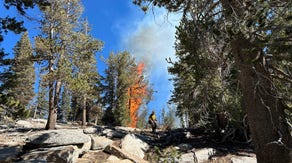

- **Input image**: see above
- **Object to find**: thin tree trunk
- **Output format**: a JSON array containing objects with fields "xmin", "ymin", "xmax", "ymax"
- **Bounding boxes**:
[
  {"xmin": 33, "ymin": 107, "xmax": 37, "ymax": 119},
  {"xmin": 82, "ymin": 96, "xmax": 86, "ymax": 126},
  {"xmin": 54, "ymin": 80, "xmax": 62, "ymax": 119},
  {"xmin": 45, "ymin": 60, "xmax": 56, "ymax": 130},
  {"xmin": 232, "ymin": 36, "xmax": 291, "ymax": 163}
]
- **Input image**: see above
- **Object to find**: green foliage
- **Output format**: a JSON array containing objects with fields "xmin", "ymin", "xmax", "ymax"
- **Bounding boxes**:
[
  {"xmin": 101, "ymin": 52, "xmax": 137, "ymax": 126},
  {"xmin": 0, "ymin": 95, "xmax": 30, "ymax": 119},
  {"xmin": 10, "ymin": 32, "xmax": 35, "ymax": 107},
  {"xmin": 134, "ymin": 1, "xmax": 292, "ymax": 161},
  {"xmin": 35, "ymin": 79, "xmax": 48, "ymax": 118},
  {"xmin": 167, "ymin": 15, "xmax": 245, "ymax": 130},
  {"xmin": 147, "ymin": 146, "xmax": 181, "ymax": 163},
  {"xmin": 0, "ymin": 0, "xmax": 49, "ymax": 43},
  {"xmin": 67, "ymin": 20, "xmax": 102, "ymax": 124},
  {"xmin": 0, "ymin": 32, "xmax": 35, "ymax": 120},
  {"xmin": 137, "ymin": 0, "xmax": 291, "ymax": 133},
  {"xmin": 35, "ymin": 0, "xmax": 103, "ymax": 127}
]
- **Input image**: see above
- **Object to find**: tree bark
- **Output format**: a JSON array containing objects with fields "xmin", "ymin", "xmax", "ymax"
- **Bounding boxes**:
[
  {"xmin": 232, "ymin": 36, "xmax": 291, "ymax": 163},
  {"xmin": 54, "ymin": 79, "xmax": 62, "ymax": 118},
  {"xmin": 82, "ymin": 96, "xmax": 87, "ymax": 126},
  {"xmin": 45, "ymin": 60, "xmax": 56, "ymax": 130}
]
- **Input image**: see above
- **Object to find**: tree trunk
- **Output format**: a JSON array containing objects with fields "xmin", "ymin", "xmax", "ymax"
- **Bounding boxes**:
[
  {"xmin": 45, "ymin": 61, "xmax": 56, "ymax": 130},
  {"xmin": 33, "ymin": 107, "xmax": 37, "ymax": 119},
  {"xmin": 54, "ymin": 80, "xmax": 62, "ymax": 119},
  {"xmin": 232, "ymin": 36, "xmax": 291, "ymax": 163},
  {"xmin": 82, "ymin": 96, "xmax": 86, "ymax": 126}
]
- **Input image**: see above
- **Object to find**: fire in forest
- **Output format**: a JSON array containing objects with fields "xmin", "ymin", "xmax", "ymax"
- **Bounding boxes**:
[{"xmin": 128, "ymin": 63, "xmax": 147, "ymax": 127}]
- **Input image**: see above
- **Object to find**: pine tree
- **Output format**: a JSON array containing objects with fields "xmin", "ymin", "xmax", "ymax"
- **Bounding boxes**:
[
  {"xmin": 68, "ymin": 20, "xmax": 103, "ymax": 126},
  {"xmin": 0, "ymin": 32, "xmax": 35, "ymax": 119},
  {"xmin": 0, "ymin": 49, "xmax": 14, "ymax": 117},
  {"xmin": 11, "ymin": 32, "xmax": 35, "ymax": 107},
  {"xmin": 35, "ymin": 0, "xmax": 86, "ymax": 129},
  {"xmin": 101, "ymin": 53, "xmax": 117, "ymax": 125},
  {"xmin": 102, "ymin": 52, "xmax": 152, "ymax": 127},
  {"xmin": 115, "ymin": 52, "xmax": 136, "ymax": 126},
  {"xmin": 102, "ymin": 52, "xmax": 136, "ymax": 126}
]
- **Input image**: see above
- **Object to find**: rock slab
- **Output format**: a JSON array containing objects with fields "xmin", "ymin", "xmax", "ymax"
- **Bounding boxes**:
[
  {"xmin": 121, "ymin": 134, "xmax": 149, "ymax": 159},
  {"xmin": 19, "ymin": 145, "xmax": 79, "ymax": 163},
  {"xmin": 25, "ymin": 129, "xmax": 91, "ymax": 148}
]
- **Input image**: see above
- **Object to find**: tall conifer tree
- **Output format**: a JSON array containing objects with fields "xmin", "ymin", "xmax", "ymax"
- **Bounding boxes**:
[
  {"xmin": 68, "ymin": 20, "xmax": 103, "ymax": 125},
  {"xmin": 11, "ymin": 32, "xmax": 35, "ymax": 107},
  {"xmin": 0, "ymin": 32, "xmax": 35, "ymax": 119},
  {"xmin": 35, "ymin": 0, "xmax": 85, "ymax": 129},
  {"xmin": 102, "ymin": 52, "xmax": 136, "ymax": 126}
]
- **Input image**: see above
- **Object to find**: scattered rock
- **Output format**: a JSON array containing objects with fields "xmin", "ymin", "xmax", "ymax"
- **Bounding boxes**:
[
  {"xmin": 105, "ymin": 159, "xmax": 133, "ymax": 163},
  {"xmin": 178, "ymin": 152, "xmax": 196, "ymax": 163},
  {"xmin": 83, "ymin": 127, "xmax": 99, "ymax": 134},
  {"xmin": 0, "ymin": 145, "xmax": 22, "ymax": 162},
  {"xmin": 77, "ymin": 150, "xmax": 109, "ymax": 163},
  {"xmin": 115, "ymin": 126, "xmax": 139, "ymax": 132},
  {"xmin": 102, "ymin": 128, "xmax": 125, "ymax": 138},
  {"xmin": 195, "ymin": 148, "xmax": 216, "ymax": 163},
  {"xmin": 104, "ymin": 144, "xmax": 148, "ymax": 163},
  {"xmin": 231, "ymin": 156, "xmax": 257, "ymax": 163},
  {"xmin": 90, "ymin": 135, "xmax": 113, "ymax": 150},
  {"xmin": 79, "ymin": 138, "xmax": 91, "ymax": 155},
  {"xmin": 19, "ymin": 145, "xmax": 79, "ymax": 163},
  {"xmin": 105, "ymin": 155, "xmax": 135, "ymax": 163},
  {"xmin": 16, "ymin": 120, "xmax": 33, "ymax": 128},
  {"xmin": 0, "ymin": 125, "xmax": 8, "ymax": 129},
  {"xmin": 121, "ymin": 134, "xmax": 149, "ymax": 159},
  {"xmin": 0, "ymin": 123, "xmax": 256, "ymax": 163},
  {"xmin": 107, "ymin": 155, "xmax": 120, "ymax": 161},
  {"xmin": 178, "ymin": 143, "xmax": 193, "ymax": 152},
  {"xmin": 31, "ymin": 119, "xmax": 47, "ymax": 124}
]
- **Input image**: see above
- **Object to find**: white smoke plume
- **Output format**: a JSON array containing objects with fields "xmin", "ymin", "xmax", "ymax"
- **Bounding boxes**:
[
  {"xmin": 120, "ymin": 8, "xmax": 181, "ymax": 114},
  {"xmin": 121, "ymin": 9, "xmax": 180, "ymax": 73}
]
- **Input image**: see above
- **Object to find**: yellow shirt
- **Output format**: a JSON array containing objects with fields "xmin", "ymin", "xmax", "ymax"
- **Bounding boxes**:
[{"xmin": 149, "ymin": 113, "xmax": 156, "ymax": 121}]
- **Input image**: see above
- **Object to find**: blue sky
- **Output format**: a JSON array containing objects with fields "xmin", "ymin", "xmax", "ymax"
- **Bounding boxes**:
[{"xmin": 1, "ymin": 0, "xmax": 181, "ymax": 122}]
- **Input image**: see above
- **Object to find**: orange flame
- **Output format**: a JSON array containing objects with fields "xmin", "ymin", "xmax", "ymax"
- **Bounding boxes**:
[
  {"xmin": 137, "ymin": 63, "xmax": 144, "ymax": 75},
  {"xmin": 128, "ymin": 63, "xmax": 147, "ymax": 128}
]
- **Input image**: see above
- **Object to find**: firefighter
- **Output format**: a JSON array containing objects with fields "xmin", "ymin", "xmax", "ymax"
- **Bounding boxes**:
[{"xmin": 148, "ymin": 111, "xmax": 157, "ymax": 133}]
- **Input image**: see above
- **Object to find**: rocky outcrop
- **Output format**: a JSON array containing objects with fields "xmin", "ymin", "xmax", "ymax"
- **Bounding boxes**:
[
  {"xmin": 0, "ymin": 119, "xmax": 256, "ymax": 163},
  {"xmin": 16, "ymin": 119, "xmax": 47, "ymax": 129},
  {"xmin": 25, "ymin": 129, "xmax": 91, "ymax": 148}
]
